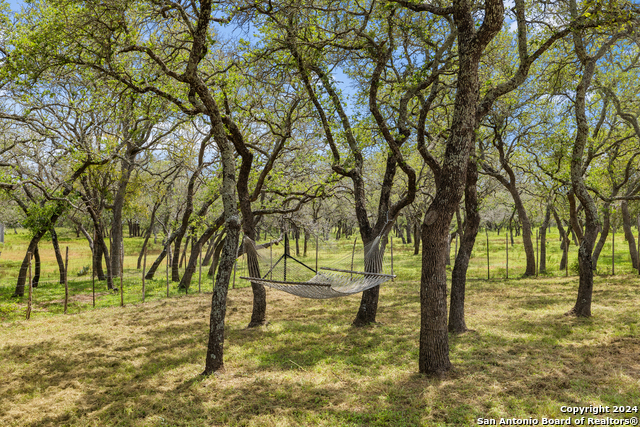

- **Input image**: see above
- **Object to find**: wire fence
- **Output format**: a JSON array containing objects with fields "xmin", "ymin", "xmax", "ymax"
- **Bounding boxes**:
[{"xmin": 1, "ymin": 227, "xmax": 639, "ymax": 321}]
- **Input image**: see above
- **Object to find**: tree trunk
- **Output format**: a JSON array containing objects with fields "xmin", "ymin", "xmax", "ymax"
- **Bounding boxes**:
[
  {"xmin": 621, "ymin": 201, "xmax": 638, "ymax": 270},
  {"xmin": 510, "ymin": 188, "xmax": 536, "ymax": 276},
  {"xmin": 567, "ymin": 32, "xmax": 605, "ymax": 318},
  {"xmin": 179, "ymin": 234, "xmax": 191, "ymax": 269},
  {"xmin": 552, "ymin": 208, "xmax": 570, "ymax": 271},
  {"xmin": 202, "ymin": 123, "xmax": 241, "ymax": 375},
  {"xmin": 14, "ymin": 230, "xmax": 48, "ymax": 296},
  {"xmin": 110, "ymin": 157, "xmax": 135, "ymax": 285},
  {"xmin": 592, "ymin": 202, "xmax": 611, "ymax": 271},
  {"xmin": 179, "ymin": 226, "xmax": 220, "ymax": 291},
  {"xmin": 398, "ymin": 225, "xmax": 406, "ymax": 244},
  {"xmin": 413, "ymin": 222, "xmax": 420, "ymax": 255},
  {"xmin": 137, "ymin": 202, "xmax": 160, "ymax": 269},
  {"xmin": 419, "ymin": 0, "xmax": 503, "ymax": 375},
  {"xmin": 202, "ymin": 234, "xmax": 217, "ymax": 266},
  {"xmin": 539, "ymin": 203, "xmax": 551, "ymax": 274},
  {"xmin": 33, "ymin": 246, "xmax": 41, "ymax": 288},
  {"xmin": 208, "ymin": 234, "xmax": 226, "ymax": 277},
  {"xmin": 94, "ymin": 237, "xmax": 105, "ymax": 280},
  {"xmin": 145, "ymin": 230, "xmax": 180, "ymax": 280},
  {"xmin": 50, "ymin": 228, "xmax": 66, "ymax": 284},
  {"xmin": 352, "ymin": 234, "xmax": 386, "ymax": 327},
  {"xmin": 449, "ymin": 160, "xmax": 480, "ymax": 334},
  {"xmin": 568, "ymin": 192, "xmax": 584, "ymax": 243}
]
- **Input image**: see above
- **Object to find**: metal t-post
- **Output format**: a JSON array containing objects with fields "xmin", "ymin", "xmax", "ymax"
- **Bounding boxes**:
[
  {"xmin": 506, "ymin": 232, "xmax": 509, "ymax": 279},
  {"xmin": 64, "ymin": 247, "xmax": 69, "ymax": 314},
  {"xmin": 612, "ymin": 226, "xmax": 615, "ymax": 275}
]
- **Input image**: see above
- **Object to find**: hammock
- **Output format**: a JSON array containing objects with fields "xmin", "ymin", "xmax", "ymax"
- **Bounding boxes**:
[{"xmin": 240, "ymin": 234, "xmax": 394, "ymax": 299}]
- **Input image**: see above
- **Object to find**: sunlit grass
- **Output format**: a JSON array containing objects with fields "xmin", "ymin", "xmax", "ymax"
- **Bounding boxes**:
[{"xmin": 0, "ymin": 228, "xmax": 639, "ymax": 426}]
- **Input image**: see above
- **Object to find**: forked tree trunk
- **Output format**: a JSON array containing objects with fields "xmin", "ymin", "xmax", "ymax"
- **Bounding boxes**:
[
  {"xmin": 203, "ymin": 126, "xmax": 240, "ymax": 375},
  {"xmin": 567, "ymin": 28, "xmax": 610, "ymax": 318},
  {"xmin": 14, "ymin": 231, "xmax": 47, "ymax": 296},
  {"xmin": 419, "ymin": 0, "xmax": 503, "ymax": 375},
  {"xmin": 50, "ymin": 228, "xmax": 66, "ymax": 284}
]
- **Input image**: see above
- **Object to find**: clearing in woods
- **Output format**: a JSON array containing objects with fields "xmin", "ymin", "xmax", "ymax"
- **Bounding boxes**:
[{"xmin": 0, "ymin": 230, "xmax": 639, "ymax": 426}]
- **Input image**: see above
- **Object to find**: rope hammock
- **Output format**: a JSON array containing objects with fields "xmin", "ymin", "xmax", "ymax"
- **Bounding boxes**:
[{"xmin": 240, "ymin": 233, "xmax": 395, "ymax": 299}]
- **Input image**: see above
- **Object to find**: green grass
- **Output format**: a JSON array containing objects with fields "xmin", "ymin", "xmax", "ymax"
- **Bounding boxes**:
[{"xmin": 0, "ymin": 228, "xmax": 639, "ymax": 426}]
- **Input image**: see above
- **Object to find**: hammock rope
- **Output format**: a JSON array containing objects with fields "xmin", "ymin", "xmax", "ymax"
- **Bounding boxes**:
[{"xmin": 240, "ymin": 233, "xmax": 394, "ymax": 299}]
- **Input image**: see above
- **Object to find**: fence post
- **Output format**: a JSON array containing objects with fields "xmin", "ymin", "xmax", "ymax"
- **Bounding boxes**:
[
  {"xmin": 166, "ymin": 244, "xmax": 171, "ymax": 298},
  {"xmin": 486, "ymin": 229, "xmax": 490, "ymax": 280},
  {"xmin": 120, "ymin": 242, "xmax": 124, "ymax": 307},
  {"xmin": 232, "ymin": 259, "xmax": 237, "ymax": 289},
  {"xmin": 92, "ymin": 251, "xmax": 96, "ymax": 308},
  {"xmin": 142, "ymin": 248, "xmax": 147, "ymax": 302},
  {"xmin": 536, "ymin": 229, "xmax": 540, "ymax": 277},
  {"xmin": 64, "ymin": 247, "xmax": 69, "ymax": 314},
  {"xmin": 390, "ymin": 236, "xmax": 394, "ymax": 281},
  {"xmin": 612, "ymin": 226, "xmax": 615, "ymax": 275},
  {"xmin": 566, "ymin": 242, "xmax": 569, "ymax": 277},
  {"xmin": 198, "ymin": 245, "xmax": 202, "ymax": 293},
  {"xmin": 26, "ymin": 252, "xmax": 32, "ymax": 320},
  {"xmin": 506, "ymin": 231, "xmax": 509, "ymax": 279},
  {"xmin": 350, "ymin": 237, "xmax": 357, "ymax": 279}
]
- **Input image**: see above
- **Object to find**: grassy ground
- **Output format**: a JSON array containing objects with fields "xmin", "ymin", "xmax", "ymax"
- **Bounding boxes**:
[{"xmin": 0, "ymin": 229, "xmax": 639, "ymax": 426}]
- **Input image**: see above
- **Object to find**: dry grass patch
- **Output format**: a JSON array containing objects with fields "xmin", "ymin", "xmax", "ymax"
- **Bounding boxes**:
[{"xmin": 0, "ymin": 272, "xmax": 639, "ymax": 426}]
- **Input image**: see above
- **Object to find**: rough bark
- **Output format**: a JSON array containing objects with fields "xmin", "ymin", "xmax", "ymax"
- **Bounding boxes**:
[
  {"xmin": 203, "ymin": 134, "xmax": 240, "ymax": 375},
  {"xmin": 566, "ymin": 13, "xmax": 619, "ymax": 317},
  {"xmin": 419, "ymin": 0, "xmax": 503, "ymax": 375}
]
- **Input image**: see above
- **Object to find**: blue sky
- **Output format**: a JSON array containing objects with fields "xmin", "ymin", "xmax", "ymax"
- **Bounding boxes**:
[{"xmin": 6, "ymin": 0, "xmax": 23, "ymax": 12}]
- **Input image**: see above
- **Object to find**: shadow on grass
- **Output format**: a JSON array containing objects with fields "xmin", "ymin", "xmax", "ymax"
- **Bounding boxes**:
[{"xmin": 0, "ymin": 275, "xmax": 639, "ymax": 426}]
